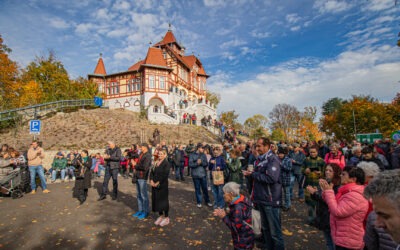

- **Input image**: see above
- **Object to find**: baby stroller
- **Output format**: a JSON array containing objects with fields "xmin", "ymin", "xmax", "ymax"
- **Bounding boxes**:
[{"xmin": 0, "ymin": 168, "xmax": 24, "ymax": 199}]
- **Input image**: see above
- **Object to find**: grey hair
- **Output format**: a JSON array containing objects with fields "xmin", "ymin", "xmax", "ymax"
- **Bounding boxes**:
[
  {"xmin": 364, "ymin": 169, "xmax": 400, "ymax": 210},
  {"xmin": 352, "ymin": 146, "xmax": 362, "ymax": 154},
  {"xmin": 222, "ymin": 182, "xmax": 241, "ymax": 196},
  {"xmin": 330, "ymin": 142, "xmax": 340, "ymax": 149},
  {"xmin": 357, "ymin": 161, "xmax": 380, "ymax": 177}
]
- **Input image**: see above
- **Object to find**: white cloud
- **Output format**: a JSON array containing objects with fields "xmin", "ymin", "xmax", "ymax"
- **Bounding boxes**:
[
  {"xmin": 113, "ymin": 0, "xmax": 131, "ymax": 11},
  {"xmin": 250, "ymin": 30, "xmax": 270, "ymax": 38},
  {"xmin": 290, "ymin": 26, "xmax": 301, "ymax": 32},
  {"xmin": 208, "ymin": 45, "xmax": 400, "ymax": 122},
  {"xmin": 286, "ymin": 13, "xmax": 301, "ymax": 24},
  {"xmin": 75, "ymin": 23, "xmax": 94, "ymax": 35},
  {"xmin": 240, "ymin": 46, "xmax": 257, "ymax": 56},
  {"xmin": 47, "ymin": 17, "xmax": 70, "ymax": 29},
  {"xmin": 220, "ymin": 39, "xmax": 247, "ymax": 49},
  {"xmin": 313, "ymin": 0, "xmax": 353, "ymax": 14},
  {"xmin": 362, "ymin": 0, "xmax": 393, "ymax": 11},
  {"xmin": 107, "ymin": 28, "xmax": 128, "ymax": 38}
]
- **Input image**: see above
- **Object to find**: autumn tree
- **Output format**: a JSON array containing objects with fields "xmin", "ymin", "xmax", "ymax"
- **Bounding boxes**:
[
  {"xmin": 0, "ymin": 35, "xmax": 21, "ymax": 110},
  {"xmin": 220, "ymin": 110, "xmax": 239, "ymax": 129},
  {"xmin": 244, "ymin": 114, "xmax": 268, "ymax": 139},
  {"xmin": 269, "ymin": 104, "xmax": 300, "ymax": 141},
  {"xmin": 298, "ymin": 106, "xmax": 323, "ymax": 142},
  {"xmin": 22, "ymin": 50, "xmax": 71, "ymax": 103},
  {"xmin": 206, "ymin": 90, "xmax": 221, "ymax": 108},
  {"xmin": 320, "ymin": 95, "xmax": 400, "ymax": 140}
]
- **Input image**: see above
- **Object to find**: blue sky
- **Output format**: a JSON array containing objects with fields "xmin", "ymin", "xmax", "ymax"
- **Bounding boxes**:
[{"xmin": 0, "ymin": 0, "xmax": 399, "ymax": 122}]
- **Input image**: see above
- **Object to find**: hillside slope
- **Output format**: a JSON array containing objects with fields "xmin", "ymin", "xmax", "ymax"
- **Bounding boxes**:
[{"xmin": 1, "ymin": 109, "xmax": 220, "ymax": 150}]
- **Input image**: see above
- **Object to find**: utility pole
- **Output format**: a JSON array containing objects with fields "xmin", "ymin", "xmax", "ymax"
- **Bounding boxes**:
[{"xmin": 352, "ymin": 109, "xmax": 357, "ymax": 138}]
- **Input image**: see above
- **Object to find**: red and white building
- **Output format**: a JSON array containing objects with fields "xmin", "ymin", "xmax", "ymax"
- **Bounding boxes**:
[{"xmin": 88, "ymin": 29, "xmax": 216, "ymax": 124}]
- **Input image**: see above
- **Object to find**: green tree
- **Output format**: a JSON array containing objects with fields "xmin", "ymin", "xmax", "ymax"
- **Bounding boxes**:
[
  {"xmin": 322, "ymin": 97, "xmax": 343, "ymax": 115},
  {"xmin": 244, "ymin": 114, "xmax": 268, "ymax": 139},
  {"xmin": 22, "ymin": 50, "xmax": 71, "ymax": 102},
  {"xmin": 70, "ymin": 77, "xmax": 99, "ymax": 99},
  {"xmin": 206, "ymin": 90, "xmax": 221, "ymax": 108},
  {"xmin": 220, "ymin": 110, "xmax": 239, "ymax": 128},
  {"xmin": 270, "ymin": 128, "xmax": 285, "ymax": 142}
]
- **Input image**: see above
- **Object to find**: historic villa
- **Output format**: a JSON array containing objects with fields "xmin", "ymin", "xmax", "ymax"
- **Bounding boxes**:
[{"xmin": 88, "ymin": 29, "xmax": 216, "ymax": 125}]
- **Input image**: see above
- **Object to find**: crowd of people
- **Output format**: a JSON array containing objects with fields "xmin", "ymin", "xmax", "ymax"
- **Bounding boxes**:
[{"xmin": 1, "ymin": 137, "xmax": 400, "ymax": 249}]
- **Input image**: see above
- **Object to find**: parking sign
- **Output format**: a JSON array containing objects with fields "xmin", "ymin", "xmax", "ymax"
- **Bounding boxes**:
[{"xmin": 30, "ymin": 120, "xmax": 41, "ymax": 134}]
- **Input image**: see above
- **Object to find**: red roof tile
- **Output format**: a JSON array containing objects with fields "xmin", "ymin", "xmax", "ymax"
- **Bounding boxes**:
[
  {"xmin": 154, "ymin": 30, "xmax": 183, "ymax": 49},
  {"xmin": 93, "ymin": 57, "xmax": 106, "ymax": 75},
  {"xmin": 143, "ymin": 47, "xmax": 168, "ymax": 67},
  {"xmin": 183, "ymin": 55, "xmax": 208, "ymax": 76},
  {"xmin": 128, "ymin": 60, "xmax": 144, "ymax": 71}
]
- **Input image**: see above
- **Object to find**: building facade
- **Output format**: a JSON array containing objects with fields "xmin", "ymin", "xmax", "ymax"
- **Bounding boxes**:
[{"xmin": 88, "ymin": 29, "xmax": 216, "ymax": 125}]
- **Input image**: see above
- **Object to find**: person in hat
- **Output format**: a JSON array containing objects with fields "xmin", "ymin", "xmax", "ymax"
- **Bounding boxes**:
[
  {"xmin": 131, "ymin": 143, "xmax": 152, "ymax": 219},
  {"xmin": 51, "ymin": 152, "xmax": 67, "ymax": 183}
]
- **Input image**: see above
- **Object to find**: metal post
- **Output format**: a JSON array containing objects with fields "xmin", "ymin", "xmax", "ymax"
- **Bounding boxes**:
[{"xmin": 353, "ymin": 109, "xmax": 357, "ymax": 138}]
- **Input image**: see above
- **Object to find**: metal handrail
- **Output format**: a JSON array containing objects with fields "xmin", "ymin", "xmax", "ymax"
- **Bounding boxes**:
[{"xmin": 0, "ymin": 99, "xmax": 95, "ymax": 122}]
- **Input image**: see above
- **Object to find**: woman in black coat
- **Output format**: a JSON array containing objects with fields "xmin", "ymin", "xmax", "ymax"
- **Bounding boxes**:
[
  {"xmin": 306, "ymin": 163, "xmax": 341, "ymax": 250},
  {"xmin": 74, "ymin": 149, "xmax": 92, "ymax": 204},
  {"xmin": 150, "ymin": 149, "xmax": 171, "ymax": 227}
]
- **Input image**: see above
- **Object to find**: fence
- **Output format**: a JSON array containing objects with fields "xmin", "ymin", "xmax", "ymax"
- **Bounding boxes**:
[{"xmin": 0, "ymin": 99, "xmax": 97, "ymax": 122}]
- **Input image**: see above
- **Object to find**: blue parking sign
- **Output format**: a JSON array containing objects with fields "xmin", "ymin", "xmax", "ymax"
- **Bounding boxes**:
[{"xmin": 30, "ymin": 120, "xmax": 41, "ymax": 134}]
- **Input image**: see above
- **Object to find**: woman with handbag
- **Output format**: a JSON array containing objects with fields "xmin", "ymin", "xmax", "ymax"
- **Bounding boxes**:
[
  {"xmin": 209, "ymin": 147, "xmax": 227, "ymax": 209},
  {"xmin": 150, "ymin": 149, "xmax": 171, "ymax": 227},
  {"xmin": 73, "ymin": 150, "xmax": 92, "ymax": 204}
]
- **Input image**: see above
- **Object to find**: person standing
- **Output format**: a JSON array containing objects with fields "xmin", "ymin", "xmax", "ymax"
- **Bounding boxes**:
[
  {"xmin": 132, "ymin": 143, "xmax": 152, "ymax": 220},
  {"xmin": 150, "ymin": 149, "xmax": 171, "ymax": 227},
  {"xmin": 74, "ymin": 150, "xmax": 92, "ymax": 204},
  {"xmin": 209, "ymin": 146, "xmax": 227, "ymax": 209},
  {"xmin": 98, "ymin": 141, "xmax": 121, "ymax": 201},
  {"xmin": 173, "ymin": 145, "xmax": 185, "ymax": 181},
  {"xmin": 27, "ymin": 140, "xmax": 50, "ymax": 194},
  {"xmin": 290, "ymin": 143, "xmax": 306, "ymax": 202},
  {"xmin": 189, "ymin": 145, "xmax": 212, "ymax": 208},
  {"xmin": 243, "ymin": 137, "xmax": 284, "ymax": 250}
]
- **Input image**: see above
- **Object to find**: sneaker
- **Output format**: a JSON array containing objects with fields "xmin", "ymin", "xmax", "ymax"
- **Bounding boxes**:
[
  {"xmin": 159, "ymin": 217, "xmax": 170, "ymax": 227},
  {"xmin": 137, "ymin": 212, "xmax": 148, "ymax": 220},
  {"xmin": 64, "ymin": 177, "xmax": 69, "ymax": 181},
  {"xmin": 132, "ymin": 211, "xmax": 143, "ymax": 218},
  {"xmin": 207, "ymin": 202, "xmax": 213, "ymax": 207},
  {"xmin": 43, "ymin": 189, "xmax": 51, "ymax": 194},
  {"xmin": 72, "ymin": 176, "xmax": 76, "ymax": 181},
  {"xmin": 30, "ymin": 190, "xmax": 36, "ymax": 194},
  {"xmin": 154, "ymin": 216, "xmax": 164, "ymax": 225},
  {"xmin": 197, "ymin": 204, "xmax": 202, "ymax": 208}
]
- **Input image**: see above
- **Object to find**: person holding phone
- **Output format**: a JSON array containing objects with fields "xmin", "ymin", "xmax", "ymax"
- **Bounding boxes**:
[{"xmin": 27, "ymin": 140, "xmax": 50, "ymax": 194}]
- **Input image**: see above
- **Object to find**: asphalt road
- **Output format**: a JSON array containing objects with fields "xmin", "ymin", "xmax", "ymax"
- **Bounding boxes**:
[{"xmin": 0, "ymin": 174, "xmax": 326, "ymax": 249}]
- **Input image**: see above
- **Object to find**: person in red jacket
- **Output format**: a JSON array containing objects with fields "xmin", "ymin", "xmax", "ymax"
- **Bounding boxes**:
[{"xmin": 320, "ymin": 166, "xmax": 369, "ymax": 250}]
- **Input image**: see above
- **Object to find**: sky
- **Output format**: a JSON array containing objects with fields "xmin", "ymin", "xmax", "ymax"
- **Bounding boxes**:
[{"xmin": 0, "ymin": 0, "xmax": 399, "ymax": 122}]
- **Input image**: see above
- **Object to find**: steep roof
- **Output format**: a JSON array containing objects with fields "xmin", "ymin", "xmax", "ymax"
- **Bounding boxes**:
[
  {"xmin": 154, "ymin": 30, "xmax": 183, "ymax": 49},
  {"xmin": 143, "ymin": 47, "xmax": 168, "ymax": 67},
  {"xmin": 128, "ymin": 60, "xmax": 144, "ymax": 71},
  {"xmin": 183, "ymin": 55, "xmax": 208, "ymax": 77},
  {"xmin": 93, "ymin": 56, "xmax": 106, "ymax": 75}
]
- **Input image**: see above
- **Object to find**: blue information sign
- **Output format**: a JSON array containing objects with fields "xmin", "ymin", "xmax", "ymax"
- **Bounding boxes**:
[
  {"xmin": 94, "ymin": 96, "xmax": 103, "ymax": 107},
  {"xmin": 29, "ymin": 120, "xmax": 41, "ymax": 134}
]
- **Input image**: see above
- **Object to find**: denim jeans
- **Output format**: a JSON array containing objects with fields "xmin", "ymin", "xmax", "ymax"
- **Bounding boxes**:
[
  {"xmin": 193, "ymin": 176, "xmax": 210, "ymax": 204},
  {"xmin": 211, "ymin": 184, "xmax": 225, "ymax": 208},
  {"xmin": 323, "ymin": 230, "xmax": 334, "ymax": 250},
  {"xmin": 283, "ymin": 185, "xmax": 291, "ymax": 209},
  {"xmin": 136, "ymin": 179, "xmax": 149, "ymax": 214},
  {"xmin": 175, "ymin": 164, "xmax": 184, "ymax": 180},
  {"xmin": 290, "ymin": 173, "xmax": 304, "ymax": 199},
  {"xmin": 102, "ymin": 167, "xmax": 118, "ymax": 197},
  {"xmin": 51, "ymin": 169, "xmax": 66, "ymax": 181},
  {"xmin": 258, "ymin": 204, "xmax": 284, "ymax": 250},
  {"xmin": 29, "ymin": 165, "xmax": 47, "ymax": 190}
]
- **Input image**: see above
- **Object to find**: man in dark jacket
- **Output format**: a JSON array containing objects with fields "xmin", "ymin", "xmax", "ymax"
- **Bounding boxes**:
[
  {"xmin": 185, "ymin": 140, "xmax": 196, "ymax": 176},
  {"xmin": 243, "ymin": 137, "xmax": 284, "ymax": 250},
  {"xmin": 98, "ymin": 141, "xmax": 122, "ymax": 201},
  {"xmin": 131, "ymin": 143, "xmax": 152, "ymax": 219},
  {"xmin": 174, "ymin": 145, "xmax": 185, "ymax": 181},
  {"xmin": 189, "ymin": 145, "xmax": 212, "ymax": 208}
]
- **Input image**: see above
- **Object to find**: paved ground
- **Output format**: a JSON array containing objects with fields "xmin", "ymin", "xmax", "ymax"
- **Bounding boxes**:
[{"xmin": 0, "ymin": 173, "xmax": 326, "ymax": 249}]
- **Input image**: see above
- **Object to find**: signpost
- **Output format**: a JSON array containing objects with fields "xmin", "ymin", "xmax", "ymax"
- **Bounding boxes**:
[
  {"xmin": 94, "ymin": 96, "xmax": 103, "ymax": 107},
  {"xmin": 29, "ymin": 120, "xmax": 41, "ymax": 140},
  {"xmin": 356, "ymin": 133, "xmax": 383, "ymax": 144}
]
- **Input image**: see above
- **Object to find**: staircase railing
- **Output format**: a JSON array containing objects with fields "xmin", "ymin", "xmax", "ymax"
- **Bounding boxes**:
[{"xmin": 0, "ymin": 99, "xmax": 97, "ymax": 122}]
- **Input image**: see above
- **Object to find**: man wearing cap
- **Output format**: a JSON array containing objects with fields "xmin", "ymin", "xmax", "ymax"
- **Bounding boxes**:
[
  {"xmin": 50, "ymin": 152, "xmax": 67, "ymax": 183},
  {"xmin": 98, "ymin": 141, "xmax": 122, "ymax": 201},
  {"xmin": 131, "ymin": 143, "xmax": 152, "ymax": 219},
  {"xmin": 189, "ymin": 144, "xmax": 212, "ymax": 208}
]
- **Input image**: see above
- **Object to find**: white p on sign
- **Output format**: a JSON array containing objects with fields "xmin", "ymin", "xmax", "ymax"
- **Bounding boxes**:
[{"xmin": 30, "ymin": 120, "xmax": 41, "ymax": 134}]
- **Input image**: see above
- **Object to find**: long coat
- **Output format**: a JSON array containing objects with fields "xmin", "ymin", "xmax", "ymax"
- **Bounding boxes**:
[
  {"xmin": 74, "ymin": 157, "xmax": 92, "ymax": 190},
  {"xmin": 150, "ymin": 158, "xmax": 170, "ymax": 212}
]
